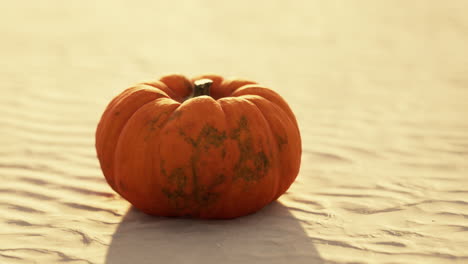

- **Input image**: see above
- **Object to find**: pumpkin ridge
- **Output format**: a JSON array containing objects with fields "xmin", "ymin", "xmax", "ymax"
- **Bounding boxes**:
[
  {"xmin": 112, "ymin": 97, "xmax": 179, "ymax": 193},
  {"xmin": 218, "ymin": 96, "xmax": 271, "ymax": 184},
  {"xmin": 96, "ymin": 86, "xmax": 145, "ymax": 149},
  {"xmin": 159, "ymin": 74, "xmax": 193, "ymax": 101},
  {"xmin": 156, "ymin": 97, "xmax": 229, "ymax": 217},
  {"xmin": 140, "ymin": 81, "xmax": 177, "ymax": 99},
  {"xmin": 228, "ymin": 107, "xmax": 271, "ymax": 182},
  {"xmin": 243, "ymin": 96, "xmax": 289, "ymax": 199},
  {"xmin": 96, "ymin": 87, "xmax": 169, "ymax": 191},
  {"xmin": 243, "ymin": 95, "xmax": 293, "ymax": 152},
  {"xmin": 245, "ymin": 95, "xmax": 302, "ymax": 199},
  {"xmin": 214, "ymin": 79, "xmax": 257, "ymax": 99},
  {"xmin": 184, "ymin": 124, "xmax": 227, "ymax": 212},
  {"xmin": 228, "ymin": 84, "xmax": 253, "ymax": 99},
  {"xmin": 161, "ymin": 124, "xmax": 227, "ymax": 215},
  {"xmin": 140, "ymin": 83, "xmax": 171, "ymax": 96},
  {"xmin": 237, "ymin": 93, "xmax": 299, "ymax": 137},
  {"xmin": 232, "ymin": 85, "xmax": 298, "ymax": 128}
]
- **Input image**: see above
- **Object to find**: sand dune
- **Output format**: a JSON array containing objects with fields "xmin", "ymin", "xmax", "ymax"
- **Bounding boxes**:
[{"xmin": 1, "ymin": 0, "xmax": 468, "ymax": 263}]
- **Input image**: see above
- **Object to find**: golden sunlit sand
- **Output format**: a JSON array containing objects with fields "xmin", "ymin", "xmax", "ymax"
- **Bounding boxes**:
[{"xmin": 1, "ymin": 1, "xmax": 468, "ymax": 263}]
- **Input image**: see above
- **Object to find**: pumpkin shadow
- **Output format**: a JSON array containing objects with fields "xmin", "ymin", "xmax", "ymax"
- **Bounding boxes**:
[{"xmin": 105, "ymin": 202, "xmax": 324, "ymax": 264}]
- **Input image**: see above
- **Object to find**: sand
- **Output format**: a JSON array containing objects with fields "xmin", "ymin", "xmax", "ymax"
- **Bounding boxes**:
[{"xmin": 1, "ymin": 0, "xmax": 468, "ymax": 263}]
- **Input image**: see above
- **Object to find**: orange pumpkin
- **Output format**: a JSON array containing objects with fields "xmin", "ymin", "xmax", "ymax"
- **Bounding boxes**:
[{"xmin": 95, "ymin": 74, "xmax": 301, "ymax": 219}]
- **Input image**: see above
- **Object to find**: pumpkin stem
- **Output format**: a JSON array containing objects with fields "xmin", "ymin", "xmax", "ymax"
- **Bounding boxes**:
[{"xmin": 193, "ymin": 79, "xmax": 213, "ymax": 97}]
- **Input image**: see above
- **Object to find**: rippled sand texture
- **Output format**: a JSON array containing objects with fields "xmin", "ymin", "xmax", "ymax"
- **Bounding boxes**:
[{"xmin": 1, "ymin": 1, "xmax": 468, "ymax": 263}]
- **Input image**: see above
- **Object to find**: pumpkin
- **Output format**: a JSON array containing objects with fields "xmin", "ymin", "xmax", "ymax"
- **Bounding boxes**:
[{"xmin": 95, "ymin": 74, "xmax": 301, "ymax": 219}]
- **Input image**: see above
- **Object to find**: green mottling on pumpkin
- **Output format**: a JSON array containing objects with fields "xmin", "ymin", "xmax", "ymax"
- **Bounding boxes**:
[
  {"xmin": 179, "ymin": 124, "xmax": 227, "ymax": 149},
  {"xmin": 168, "ymin": 167, "xmax": 187, "ymax": 189},
  {"xmin": 148, "ymin": 112, "xmax": 169, "ymax": 131},
  {"xmin": 162, "ymin": 166, "xmax": 189, "ymax": 210},
  {"xmin": 194, "ymin": 186, "xmax": 220, "ymax": 205},
  {"xmin": 199, "ymin": 125, "xmax": 227, "ymax": 149},
  {"xmin": 230, "ymin": 115, "xmax": 248, "ymax": 140},
  {"xmin": 179, "ymin": 128, "xmax": 197, "ymax": 146},
  {"xmin": 162, "ymin": 123, "xmax": 227, "ymax": 211},
  {"xmin": 213, "ymin": 174, "xmax": 226, "ymax": 185},
  {"xmin": 144, "ymin": 112, "xmax": 172, "ymax": 141},
  {"xmin": 221, "ymin": 148, "xmax": 226, "ymax": 159},
  {"xmin": 276, "ymin": 134, "xmax": 288, "ymax": 151},
  {"xmin": 168, "ymin": 110, "xmax": 182, "ymax": 121},
  {"xmin": 231, "ymin": 115, "xmax": 270, "ymax": 182},
  {"xmin": 162, "ymin": 187, "xmax": 187, "ymax": 210}
]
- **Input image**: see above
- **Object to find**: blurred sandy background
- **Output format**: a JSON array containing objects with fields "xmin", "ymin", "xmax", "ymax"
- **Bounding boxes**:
[{"xmin": 1, "ymin": 0, "xmax": 468, "ymax": 263}]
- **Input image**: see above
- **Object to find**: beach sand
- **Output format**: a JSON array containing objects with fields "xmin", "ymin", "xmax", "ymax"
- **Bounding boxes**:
[{"xmin": 1, "ymin": 1, "xmax": 467, "ymax": 263}]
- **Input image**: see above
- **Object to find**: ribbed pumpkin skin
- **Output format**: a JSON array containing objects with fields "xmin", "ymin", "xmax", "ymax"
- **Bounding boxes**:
[{"xmin": 95, "ymin": 74, "xmax": 301, "ymax": 219}]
